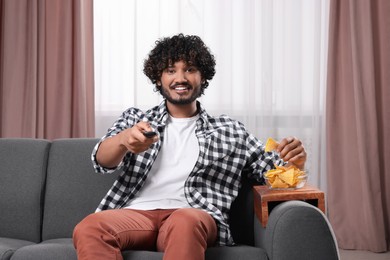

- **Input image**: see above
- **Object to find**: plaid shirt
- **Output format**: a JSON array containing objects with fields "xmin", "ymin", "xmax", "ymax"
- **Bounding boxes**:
[{"xmin": 92, "ymin": 101, "xmax": 283, "ymax": 246}]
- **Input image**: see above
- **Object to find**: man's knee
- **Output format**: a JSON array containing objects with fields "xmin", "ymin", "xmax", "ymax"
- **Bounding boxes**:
[
  {"xmin": 167, "ymin": 208, "xmax": 217, "ymax": 237},
  {"xmin": 157, "ymin": 208, "xmax": 217, "ymax": 252},
  {"xmin": 73, "ymin": 212, "xmax": 105, "ymax": 242}
]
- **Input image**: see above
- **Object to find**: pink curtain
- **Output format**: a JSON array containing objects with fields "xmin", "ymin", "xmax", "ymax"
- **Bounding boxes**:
[
  {"xmin": 0, "ymin": 0, "xmax": 94, "ymax": 139},
  {"xmin": 326, "ymin": 0, "xmax": 390, "ymax": 252}
]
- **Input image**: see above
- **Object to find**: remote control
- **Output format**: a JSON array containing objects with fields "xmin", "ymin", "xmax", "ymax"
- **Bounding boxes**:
[{"xmin": 143, "ymin": 131, "xmax": 157, "ymax": 138}]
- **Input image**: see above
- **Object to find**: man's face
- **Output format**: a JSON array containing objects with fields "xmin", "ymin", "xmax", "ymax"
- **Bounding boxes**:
[{"xmin": 158, "ymin": 60, "xmax": 203, "ymax": 105}]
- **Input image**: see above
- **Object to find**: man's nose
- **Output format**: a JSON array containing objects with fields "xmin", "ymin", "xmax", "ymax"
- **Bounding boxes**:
[{"xmin": 174, "ymin": 70, "xmax": 188, "ymax": 83}]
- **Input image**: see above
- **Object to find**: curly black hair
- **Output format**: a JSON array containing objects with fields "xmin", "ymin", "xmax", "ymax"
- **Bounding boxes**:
[{"xmin": 143, "ymin": 34, "xmax": 216, "ymax": 95}]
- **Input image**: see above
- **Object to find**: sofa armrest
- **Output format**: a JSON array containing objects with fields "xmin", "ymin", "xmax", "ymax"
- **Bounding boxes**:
[{"xmin": 254, "ymin": 200, "xmax": 339, "ymax": 260}]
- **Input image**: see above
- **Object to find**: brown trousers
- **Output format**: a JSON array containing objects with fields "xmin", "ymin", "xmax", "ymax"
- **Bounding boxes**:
[{"xmin": 73, "ymin": 208, "xmax": 217, "ymax": 260}]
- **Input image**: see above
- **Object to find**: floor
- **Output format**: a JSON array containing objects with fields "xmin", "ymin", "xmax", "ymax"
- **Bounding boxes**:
[{"xmin": 339, "ymin": 249, "xmax": 390, "ymax": 260}]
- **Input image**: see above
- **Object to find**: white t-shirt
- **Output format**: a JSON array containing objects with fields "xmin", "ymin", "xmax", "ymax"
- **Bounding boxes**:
[{"xmin": 125, "ymin": 114, "xmax": 199, "ymax": 210}]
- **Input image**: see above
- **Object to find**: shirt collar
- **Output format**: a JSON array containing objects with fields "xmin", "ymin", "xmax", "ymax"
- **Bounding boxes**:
[
  {"xmin": 155, "ymin": 100, "xmax": 210, "ymax": 127},
  {"xmin": 196, "ymin": 101, "xmax": 210, "ymax": 127}
]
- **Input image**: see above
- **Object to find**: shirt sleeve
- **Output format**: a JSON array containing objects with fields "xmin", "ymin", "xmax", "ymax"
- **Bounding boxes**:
[
  {"xmin": 244, "ymin": 132, "xmax": 285, "ymax": 183},
  {"xmin": 91, "ymin": 108, "xmax": 140, "ymax": 174}
]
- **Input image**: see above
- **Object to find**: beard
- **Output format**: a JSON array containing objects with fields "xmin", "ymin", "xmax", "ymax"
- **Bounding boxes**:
[{"xmin": 159, "ymin": 83, "xmax": 202, "ymax": 105}]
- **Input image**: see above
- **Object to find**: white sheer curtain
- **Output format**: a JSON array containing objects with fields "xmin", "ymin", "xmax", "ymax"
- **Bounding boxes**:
[{"xmin": 94, "ymin": 0, "xmax": 330, "ymax": 191}]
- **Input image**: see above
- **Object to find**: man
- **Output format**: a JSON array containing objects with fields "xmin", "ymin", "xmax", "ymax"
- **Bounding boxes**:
[{"xmin": 73, "ymin": 34, "xmax": 306, "ymax": 260}]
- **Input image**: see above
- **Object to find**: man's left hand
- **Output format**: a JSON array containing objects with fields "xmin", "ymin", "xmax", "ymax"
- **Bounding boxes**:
[{"xmin": 276, "ymin": 137, "xmax": 307, "ymax": 170}]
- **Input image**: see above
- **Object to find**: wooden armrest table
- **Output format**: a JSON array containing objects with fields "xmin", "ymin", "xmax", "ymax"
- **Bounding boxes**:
[{"xmin": 253, "ymin": 185, "xmax": 325, "ymax": 227}]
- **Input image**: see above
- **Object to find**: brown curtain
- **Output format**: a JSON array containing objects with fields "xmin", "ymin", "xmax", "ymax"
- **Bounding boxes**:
[
  {"xmin": 326, "ymin": 0, "xmax": 390, "ymax": 253},
  {"xmin": 0, "ymin": 0, "xmax": 94, "ymax": 139}
]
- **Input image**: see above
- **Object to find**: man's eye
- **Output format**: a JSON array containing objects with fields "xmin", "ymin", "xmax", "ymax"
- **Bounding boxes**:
[
  {"xmin": 187, "ymin": 67, "xmax": 197, "ymax": 73},
  {"xmin": 167, "ymin": 69, "xmax": 175, "ymax": 74}
]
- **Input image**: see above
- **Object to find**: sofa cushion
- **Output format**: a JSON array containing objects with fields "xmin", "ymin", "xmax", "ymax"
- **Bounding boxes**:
[
  {"xmin": 0, "ymin": 138, "xmax": 50, "ymax": 243},
  {"xmin": 42, "ymin": 138, "xmax": 118, "ymax": 240},
  {"xmin": 122, "ymin": 245, "xmax": 268, "ymax": 260},
  {"xmin": 8, "ymin": 238, "xmax": 76, "ymax": 260},
  {"xmin": 9, "ymin": 238, "xmax": 267, "ymax": 260},
  {"xmin": 0, "ymin": 238, "xmax": 36, "ymax": 260},
  {"xmin": 205, "ymin": 245, "xmax": 267, "ymax": 260}
]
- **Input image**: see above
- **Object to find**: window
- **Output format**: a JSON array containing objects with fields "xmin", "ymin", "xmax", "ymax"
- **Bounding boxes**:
[{"xmin": 93, "ymin": 0, "xmax": 330, "ymax": 189}]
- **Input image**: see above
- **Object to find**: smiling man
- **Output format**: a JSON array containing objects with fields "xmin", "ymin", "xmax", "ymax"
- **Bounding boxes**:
[{"xmin": 73, "ymin": 34, "xmax": 307, "ymax": 260}]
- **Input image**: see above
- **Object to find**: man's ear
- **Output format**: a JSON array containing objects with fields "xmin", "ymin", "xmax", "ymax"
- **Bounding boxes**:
[{"xmin": 155, "ymin": 81, "xmax": 162, "ymax": 92}]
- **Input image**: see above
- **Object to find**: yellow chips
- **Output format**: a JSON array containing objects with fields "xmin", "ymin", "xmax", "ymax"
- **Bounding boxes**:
[
  {"xmin": 265, "ymin": 138, "xmax": 279, "ymax": 152},
  {"xmin": 264, "ymin": 165, "xmax": 306, "ymax": 189}
]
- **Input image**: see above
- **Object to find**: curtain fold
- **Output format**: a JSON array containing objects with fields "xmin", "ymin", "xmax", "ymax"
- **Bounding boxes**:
[
  {"xmin": 0, "ymin": 0, "xmax": 94, "ymax": 139},
  {"xmin": 326, "ymin": 0, "xmax": 390, "ymax": 252}
]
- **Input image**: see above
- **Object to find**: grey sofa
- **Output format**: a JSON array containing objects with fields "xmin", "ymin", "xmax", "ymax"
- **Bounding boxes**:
[{"xmin": 0, "ymin": 138, "xmax": 339, "ymax": 260}]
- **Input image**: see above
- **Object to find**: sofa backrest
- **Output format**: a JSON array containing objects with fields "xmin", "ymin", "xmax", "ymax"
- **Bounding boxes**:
[
  {"xmin": 229, "ymin": 173, "xmax": 256, "ymax": 246},
  {"xmin": 42, "ymin": 138, "xmax": 118, "ymax": 240},
  {"xmin": 0, "ymin": 138, "xmax": 51, "ymax": 243}
]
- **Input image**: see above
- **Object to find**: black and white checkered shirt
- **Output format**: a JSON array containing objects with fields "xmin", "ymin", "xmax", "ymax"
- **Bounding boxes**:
[{"xmin": 92, "ymin": 101, "xmax": 283, "ymax": 246}]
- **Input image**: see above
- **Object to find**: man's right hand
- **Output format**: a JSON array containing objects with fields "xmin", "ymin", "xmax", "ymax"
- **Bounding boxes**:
[
  {"xmin": 96, "ymin": 122, "xmax": 159, "ymax": 169},
  {"xmin": 118, "ymin": 121, "xmax": 159, "ymax": 154}
]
